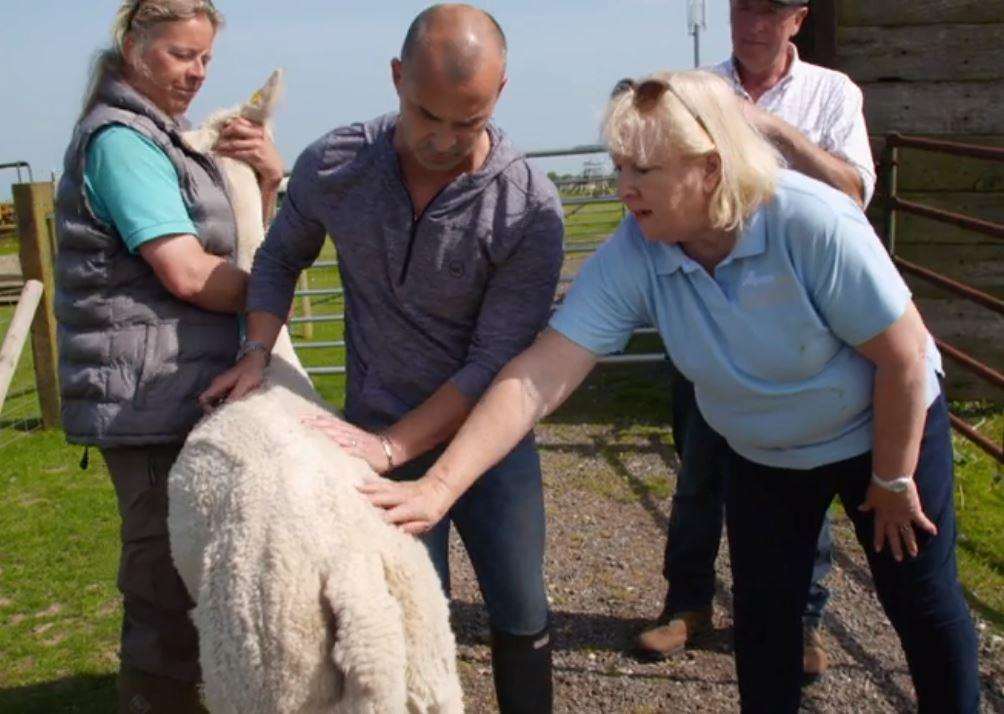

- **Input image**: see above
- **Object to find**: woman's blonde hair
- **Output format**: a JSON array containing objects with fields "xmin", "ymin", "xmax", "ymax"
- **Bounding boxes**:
[
  {"xmin": 81, "ymin": 0, "xmax": 225, "ymax": 118},
  {"xmin": 602, "ymin": 70, "xmax": 782, "ymax": 232}
]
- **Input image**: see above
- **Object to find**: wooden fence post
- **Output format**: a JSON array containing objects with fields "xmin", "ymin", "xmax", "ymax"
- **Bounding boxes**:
[
  {"xmin": 12, "ymin": 182, "xmax": 60, "ymax": 429},
  {"xmin": 297, "ymin": 271, "xmax": 314, "ymax": 340},
  {"xmin": 0, "ymin": 280, "xmax": 44, "ymax": 414}
]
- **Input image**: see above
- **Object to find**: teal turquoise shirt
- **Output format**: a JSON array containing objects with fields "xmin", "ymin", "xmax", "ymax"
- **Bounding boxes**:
[
  {"xmin": 84, "ymin": 125, "xmax": 196, "ymax": 253},
  {"xmin": 550, "ymin": 170, "xmax": 942, "ymax": 470}
]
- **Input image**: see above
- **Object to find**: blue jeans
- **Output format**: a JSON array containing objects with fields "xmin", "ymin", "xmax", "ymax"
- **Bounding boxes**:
[
  {"xmin": 663, "ymin": 376, "xmax": 832, "ymax": 627},
  {"xmin": 725, "ymin": 391, "xmax": 980, "ymax": 713},
  {"xmin": 415, "ymin": 437, "xmax": 550, "ymax": 636}
]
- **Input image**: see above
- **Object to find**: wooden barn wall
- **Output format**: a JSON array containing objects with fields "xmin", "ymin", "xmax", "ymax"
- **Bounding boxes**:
[{"xmin": 830, "ymin": 1, "xmax": 1004, "ymax": 400}]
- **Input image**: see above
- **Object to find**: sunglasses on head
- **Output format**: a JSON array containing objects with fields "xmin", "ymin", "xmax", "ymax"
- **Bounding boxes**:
[
  {"xmin": 611, "ymin": 77, "xmax": 712, "ymax": 140},
  {"xmin": 125, "ymin": 0, "xmax": 145, "ymax": 30}
]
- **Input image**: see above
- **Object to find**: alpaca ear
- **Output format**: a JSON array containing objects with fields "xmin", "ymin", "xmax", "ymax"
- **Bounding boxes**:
[
  {"xmin": 240, "ymin": 68, "xmax": 285, "ymax": 125},
  {"xmin": 323, "ymin": 554, "xmax": 408, "ymax": 712}
]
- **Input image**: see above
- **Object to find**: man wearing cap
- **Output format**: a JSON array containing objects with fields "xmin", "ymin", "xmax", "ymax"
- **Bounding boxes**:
[{"xmin": 635, "ymin": 0, "xmax": 876, "ymax": 683}]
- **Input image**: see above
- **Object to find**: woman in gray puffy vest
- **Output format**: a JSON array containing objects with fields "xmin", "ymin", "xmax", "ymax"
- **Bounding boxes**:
[{"xmin": 54, "ymin": 1, "xmax": 283, "ymax": 711}]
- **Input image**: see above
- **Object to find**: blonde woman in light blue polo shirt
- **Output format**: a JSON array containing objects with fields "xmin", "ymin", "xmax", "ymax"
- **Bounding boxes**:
[{"xmin": 357, "ymin": 70, "xmax": 981, "ymax": 713}]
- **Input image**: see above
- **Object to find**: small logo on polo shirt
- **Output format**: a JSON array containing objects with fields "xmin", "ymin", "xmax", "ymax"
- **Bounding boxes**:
[
  {"xmin": 741, "ymin": 271, "xmax": 775, "ymax": 288},
  {"xmin": 448, "ymin": 260, "xmax": 465, "ymax": 278}
]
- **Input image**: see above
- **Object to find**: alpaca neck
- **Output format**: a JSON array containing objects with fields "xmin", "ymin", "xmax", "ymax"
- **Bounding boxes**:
[{"xmin": 183, "ymin": 121, "xmax": 309, "ymax": 379}]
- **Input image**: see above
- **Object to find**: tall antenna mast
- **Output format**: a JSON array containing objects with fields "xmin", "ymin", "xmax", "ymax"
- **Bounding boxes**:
[{"xmin": 687, "ymin": 0, "xmax": 707, "ymax": 68}]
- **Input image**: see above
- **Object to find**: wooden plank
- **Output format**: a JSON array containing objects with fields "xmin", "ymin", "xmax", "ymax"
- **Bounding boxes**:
[
  {"xmin": 836, "ymin": 24, "xmax": 1004, "ymax": 82},
  {"xmin": 892, "ymin": 192, "xmax": 1004, "ymax": 245},
  {"xmin": 0, "ymin": 254, "xmax": 21, "ymax": 280},
  {"xmin": 869, "ymin": 135, "xmax": 1004, "ymax": 193},
  {"xmin": 914, "ymin": 297, "xmax": 1004, "ymax": 403},
  {"xmin": 0, "ymin": 280, "xmax": 43, "ymax": 414},
  {"xmin": 838, "ymin": 0, "xmax": 1004, "ymax": 27},
  {"xmin": 896, "ymin": 243, "xmax": 1003, "ymax": 298},
  {"xmin": 862, "ymin": 81, "xmax": 1004, "ymax": 135},
  {"xmin": 12, "ymin": 182, "xmax": 60, "ymax": 429}
]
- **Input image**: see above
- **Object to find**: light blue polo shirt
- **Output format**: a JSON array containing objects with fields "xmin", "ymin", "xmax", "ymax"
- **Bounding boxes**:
[
  {"xmin": 84, "ymin": 125, "xmax": 197, "ymax": 254},
  {"xmin": 551, "ymin": 170, "xmax": 942, "ymax": 470}
]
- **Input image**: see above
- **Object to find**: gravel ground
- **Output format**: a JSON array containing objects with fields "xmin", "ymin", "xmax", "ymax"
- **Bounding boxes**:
[{"xmin": 443, "ymin": 419, "xmax": 1004, "ymax": 713}]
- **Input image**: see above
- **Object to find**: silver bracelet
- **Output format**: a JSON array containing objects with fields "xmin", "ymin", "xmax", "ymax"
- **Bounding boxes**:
[
  {"xmin": 378, "ymin": 434, "xmax": 395, "ymax": 473},
  {"xmin": 236, "ymin": 339, "xmax": 270, "ymax": 365},
  {"xmin": 870, "ymin": 473, "xmax": 913, "ymax": 493}
]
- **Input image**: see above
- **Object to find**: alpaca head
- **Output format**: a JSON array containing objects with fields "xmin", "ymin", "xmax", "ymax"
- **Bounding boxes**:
[
  {"xmin": 238, "ymin": 69, "xmax": 284, "ymax": 128},
  {"xmin": 183, "ymin": 68, "xmax": 284, "ymax": 154}
]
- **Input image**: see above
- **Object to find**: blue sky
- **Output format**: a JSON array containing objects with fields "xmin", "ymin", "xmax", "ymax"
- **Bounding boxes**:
[{"xmin": 1, "ymin": 1, "xmax": 733, "ymax": 197}]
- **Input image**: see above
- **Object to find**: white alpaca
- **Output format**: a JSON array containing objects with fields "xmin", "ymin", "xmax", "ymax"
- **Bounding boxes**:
[{"xmin": 168, "ymin": 71, "xmax": 464, "ymax": 714}]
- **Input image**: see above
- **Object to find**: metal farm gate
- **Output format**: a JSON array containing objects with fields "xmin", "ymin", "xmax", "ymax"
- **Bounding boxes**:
[{"xmin": 287, "ymin": 145, "xmax": 668, "ymax": 385}]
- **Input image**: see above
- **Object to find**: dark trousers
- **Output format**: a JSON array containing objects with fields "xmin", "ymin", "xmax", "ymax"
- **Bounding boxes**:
[
  {"xmin": 419, "ymin": 439, "xmax": 553, "ymax": 714},
  {"xmin": 419, "ymin": 438, "xmax": 550, "ymax": 636},
  {"xmin": 101, "ymin": 444, "xmax": 201, "ymax": 683},
  {"xmin": 664, "ymin": 376, "xmax": 832, "ymax": 626},
  {"xmin": 724, "ymin": 392, "xmax": 980, "ymax": 713}
]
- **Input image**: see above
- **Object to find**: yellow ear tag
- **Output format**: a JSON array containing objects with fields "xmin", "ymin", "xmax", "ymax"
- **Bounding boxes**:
[{"xmin": 248, "ymin": 90, "xmax": 264, "ymax": 107}]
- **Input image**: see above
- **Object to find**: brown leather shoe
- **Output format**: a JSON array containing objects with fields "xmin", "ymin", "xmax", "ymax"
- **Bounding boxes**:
[
  {"xmin": 802, "ymin": 625, "xmax": 829, "ymax": 685},
  {"xmin": 118, "ymin": 666, "xmax": 207, "ymax": 714},
  {"xmin": 634, "ymin": 609, "xmax": 713, "ymax": 661}
]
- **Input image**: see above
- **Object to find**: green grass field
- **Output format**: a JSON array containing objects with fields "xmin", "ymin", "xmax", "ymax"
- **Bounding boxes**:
[
  {"xmin": 0, "ymin": 200, "xmax": 1001, "ymax": 711},
  {"xmin": 0, "ymin": 224, "xmax": 19, "ymax": 256},
  {"xmin": 950, "ymin": 403, "xmax": 1004, "ymax": 631}
]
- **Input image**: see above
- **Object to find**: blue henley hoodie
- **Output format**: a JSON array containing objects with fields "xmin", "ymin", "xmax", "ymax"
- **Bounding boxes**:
[{"xmin": 247, "ymin": 113, "xmax": 565, "ymax": 432}]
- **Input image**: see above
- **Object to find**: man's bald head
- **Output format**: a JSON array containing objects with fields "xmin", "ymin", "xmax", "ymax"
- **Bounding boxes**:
[
  {"xmin": 391, "ymin": 4, "xmax": 509, "ymax": 173},
  {"xmin": 400, "ymin": 4, "xmax": 507, "ymax": 84}
]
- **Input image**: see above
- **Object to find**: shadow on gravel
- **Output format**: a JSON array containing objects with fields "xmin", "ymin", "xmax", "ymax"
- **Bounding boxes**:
[
  {"xmin": 546, "ymin": 361, "xmax": 673, "ymax": 427},
  {"xmin": 831, "ymin": 539, "xmax": 1004, "ymax": 708},
  {"xmin": 0, "ymin": 673, "xmax": 116, "ymax": 714},
  {"xmin": 537, "ymin": 432, "xmax": 737, "ymax": 624},
  {"xmin": 550, "ymin": 662, "xmax": 738, "ymax": 686},
  {"xmin": 830, "ymin": 540, "xmax": 878, "ymax": 592},
  {"xmin": 538, "ymin": 436, "xmax": 676, "ymax": 531},
  {"xmin": 450, "ymin": 599, "xmax": 733, "ymax": 657},
  {"xmin": 817, "ymin": 610, "xmax": 916, "ymax": 710}
]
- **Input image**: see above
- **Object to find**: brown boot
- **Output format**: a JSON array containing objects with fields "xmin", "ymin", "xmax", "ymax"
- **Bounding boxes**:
[
  {"xmin": 634, "ymin": 609, "xmax": 713, "ymax": 661},
  {"xmin": 802, "ymin": 625, "xmax": 829, "ymax": 685},
  {"xmin": 118, "ymin": 666, "xmax": 207, "ymax": 714}
]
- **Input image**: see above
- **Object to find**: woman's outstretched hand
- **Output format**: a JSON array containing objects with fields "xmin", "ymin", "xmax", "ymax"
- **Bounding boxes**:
[
  {"xmin": 859, "ymin": 480, "xmax": 938, "ymax": 562},
  {"xmin": 357, "ymin": 474, "xmax": 456, "ymax": 536}
]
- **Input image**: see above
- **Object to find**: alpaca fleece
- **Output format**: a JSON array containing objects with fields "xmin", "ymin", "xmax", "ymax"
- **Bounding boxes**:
[{"xmin": 167, "ymin": 70, "xmax": 464, "ymax": 714}]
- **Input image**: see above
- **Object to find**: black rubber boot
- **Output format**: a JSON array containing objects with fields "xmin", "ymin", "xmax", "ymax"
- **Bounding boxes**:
[{"xmin": 490, "ymin": 626, "xmax": 553, "ymax": 714}]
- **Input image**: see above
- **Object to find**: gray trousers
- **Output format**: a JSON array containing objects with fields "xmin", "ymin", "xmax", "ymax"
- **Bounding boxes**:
[{"xmin": 101, "ymin": 444, "xmax": 200, "ymax": 683}]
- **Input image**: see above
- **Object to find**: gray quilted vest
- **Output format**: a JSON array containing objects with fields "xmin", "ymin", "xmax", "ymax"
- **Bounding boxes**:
[{"xmin": 55, "ymin": 74, "xmax": 240, "ymax": 447}]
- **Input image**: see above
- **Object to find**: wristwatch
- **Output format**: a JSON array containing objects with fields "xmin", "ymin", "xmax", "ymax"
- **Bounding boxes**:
[
  {"xmin": 870, "ymin": 473, "xmax": 913, "ymax": 493},
  {"xmin": 236, "ymin": 339, "xmax": 270, "ymax": 365}
]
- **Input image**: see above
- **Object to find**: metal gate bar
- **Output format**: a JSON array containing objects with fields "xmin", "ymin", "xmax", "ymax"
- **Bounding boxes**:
[{"xmin": 885, "ymin": 133, "xmax": 1004, "ymax": 464}]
